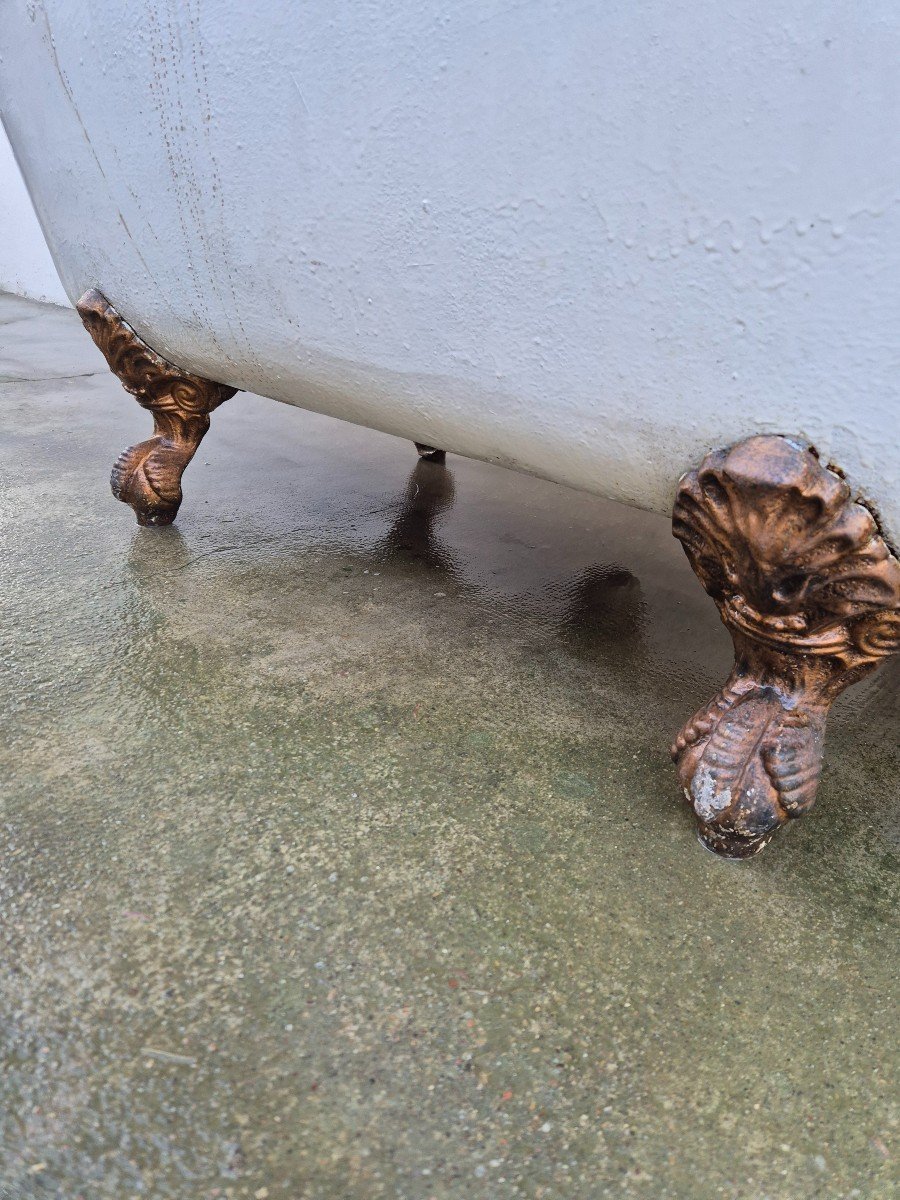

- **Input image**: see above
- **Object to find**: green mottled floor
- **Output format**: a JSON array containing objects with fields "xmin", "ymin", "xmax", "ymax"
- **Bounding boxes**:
[{"xmin": 1, "ymin": 293, "xmax": 897, "ymax": 1199}]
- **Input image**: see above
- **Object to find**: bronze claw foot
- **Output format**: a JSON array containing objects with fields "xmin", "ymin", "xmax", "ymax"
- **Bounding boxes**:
[
  {"xmin": 77, "ymin": 289, "xmax": 236, "ymax": 525},
  {"xmin": 109, "ymin": 426, "xmax": 208, "ymax": 526},
  {"xmin": 414, "ymin": 442, "xmax": 446, "ymax": 462},
  {"xmin": 672, "ymin": 435, "xmax": 900, "ymax": 857}
]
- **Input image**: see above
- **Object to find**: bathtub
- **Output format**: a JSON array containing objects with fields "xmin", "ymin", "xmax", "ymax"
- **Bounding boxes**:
[{"xmin": 2, "ymin": 1, "xmax": 898, "ymax": 856}]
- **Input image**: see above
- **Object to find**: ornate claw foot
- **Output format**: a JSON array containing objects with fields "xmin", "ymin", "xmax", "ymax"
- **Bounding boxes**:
[
  {"xmin": 414, "ymin": 442, "xmax": 446, "ymax": 462},
  {"xmin": 671, "ymin": 435, "xmax": 900, "ymax": 858},
  {"xmin": 77, "ymin": 290, "xmax": 237, "ymax": 525}
]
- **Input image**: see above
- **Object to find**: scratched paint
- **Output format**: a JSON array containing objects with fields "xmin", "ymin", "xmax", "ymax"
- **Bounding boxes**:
[{"xmin": 1, "ymin": 1, "xmax": 898, "ymax": 544}]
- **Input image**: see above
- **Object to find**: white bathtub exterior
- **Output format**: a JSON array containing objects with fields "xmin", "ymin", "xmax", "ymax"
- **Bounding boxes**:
[{"xmin": 1, "ymin": 1, "xmax": 899, "ymax": 542}]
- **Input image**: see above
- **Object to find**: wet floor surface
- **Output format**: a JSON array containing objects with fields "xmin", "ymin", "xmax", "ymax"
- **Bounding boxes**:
[{"xmin": 1, "ymin": 292, "xmax": 898, "ymax": 1198}]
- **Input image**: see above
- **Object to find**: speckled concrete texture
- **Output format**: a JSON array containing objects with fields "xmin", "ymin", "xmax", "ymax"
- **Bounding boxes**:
[{"xmin": 1, "ymin": 293, "xmax": 898, "ymax": 1199}]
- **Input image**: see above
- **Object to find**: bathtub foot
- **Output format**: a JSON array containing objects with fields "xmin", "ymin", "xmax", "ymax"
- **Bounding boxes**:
[
  {"xmin": 415, "ymin": 442, "xmax": 446, "ymax": 462},
  {"xmin": 671, "ymin": 435, "xmax": 900, "ymax": 857},
  {"xmin": 77, "ymin": 290, "xmax": 237, "ymax": 525}
]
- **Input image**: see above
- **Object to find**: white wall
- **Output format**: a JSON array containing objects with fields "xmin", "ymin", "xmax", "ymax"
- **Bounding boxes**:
[{"xmin": 0, "ymin": 121, "xmax": 69, "ymax": 305}]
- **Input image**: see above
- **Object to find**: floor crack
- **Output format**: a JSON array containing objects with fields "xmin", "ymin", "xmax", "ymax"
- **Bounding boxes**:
[{"xmin": 0, "ymin": 370, "xmax": 105, "ymax": 383}]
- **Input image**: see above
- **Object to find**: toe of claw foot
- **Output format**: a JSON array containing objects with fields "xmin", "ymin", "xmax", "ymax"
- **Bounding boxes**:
[
  {"xmin": 110, "ymin": 442, "xmax": 182, "ymax": 526},
  {"xmin": 672, "ymin": 684, "xmax": 825, "ymax": 859},
  {"xmin": 415, "ymin": 442, "xmax": 446, "ymax": 462},
  {"xmin": 680, "ymin": 764, "xmax": 790, "ymax": 860}
]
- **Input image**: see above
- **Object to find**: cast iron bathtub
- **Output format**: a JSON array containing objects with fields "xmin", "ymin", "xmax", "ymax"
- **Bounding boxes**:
[{"xmin": 2, "ymin": 0, "xmax": 898, "ymax": 856}]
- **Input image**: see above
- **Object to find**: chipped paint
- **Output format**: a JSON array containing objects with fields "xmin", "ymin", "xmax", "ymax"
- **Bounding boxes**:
[{"xmin": 691, "ymin": 765, "xmax": 732, "ymax": 824}]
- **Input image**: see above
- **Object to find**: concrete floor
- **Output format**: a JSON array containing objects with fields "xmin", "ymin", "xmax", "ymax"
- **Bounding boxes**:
[{"xmin": 0, "ymin": 292, "xmax": 897, "ymax": 1199}]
